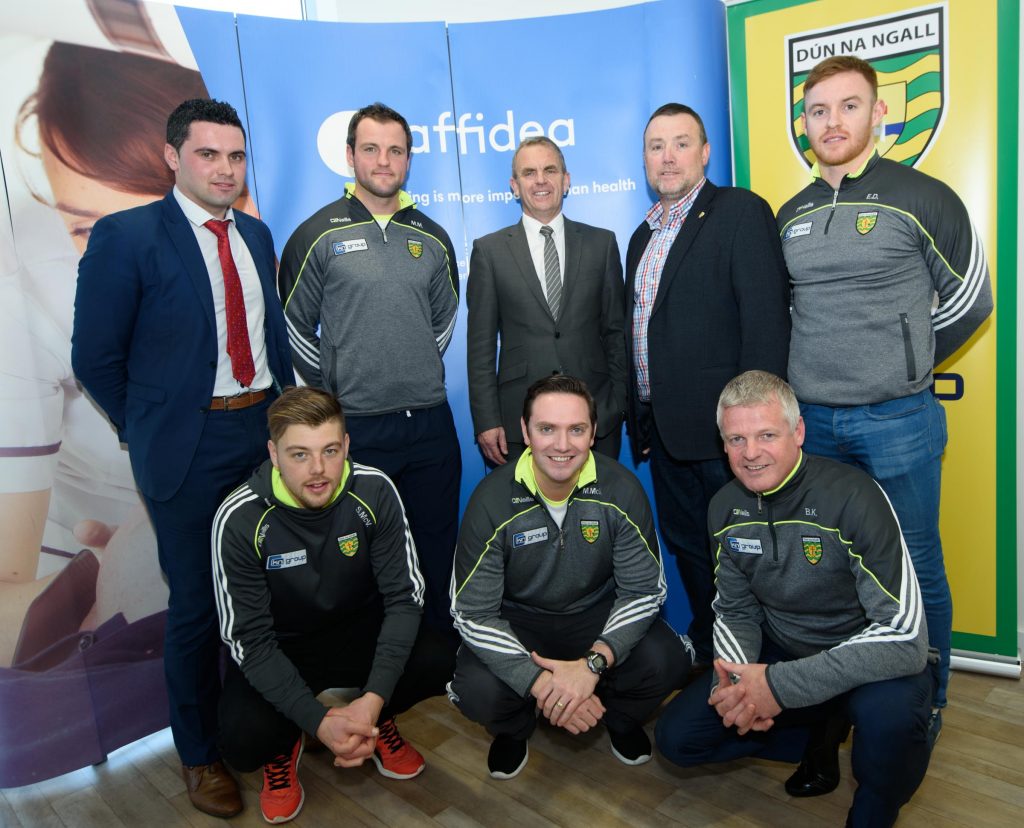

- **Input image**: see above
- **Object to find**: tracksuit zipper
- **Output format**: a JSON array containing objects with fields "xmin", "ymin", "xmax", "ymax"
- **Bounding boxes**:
[
  {"xmin": 756, "ymin": 493, "xmax": 779, "ymax": 561},
  {"xmin": 823, "ymin": 186, "xmax": 839, "ymax": 235}
]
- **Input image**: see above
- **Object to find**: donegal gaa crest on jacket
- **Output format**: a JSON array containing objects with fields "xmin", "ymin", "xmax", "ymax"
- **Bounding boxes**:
[
  {"xmin": 786, "ymin": 5, "xmax": 946, "ymax": 169},
  {"xmin": 338, "ymin": 532, "xmax": 360, "ymax": 557},
  {"xmin": 802, "ymin": 536, "xmax": 823, "ymax": 565},
  {"xmin": 580, "ymin": 519, "xmax": 600, "ymax": 544}
]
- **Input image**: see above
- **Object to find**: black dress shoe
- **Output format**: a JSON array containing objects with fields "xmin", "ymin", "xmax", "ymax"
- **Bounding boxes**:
[{"xmin": 784, "ymin": 715, "xmax": 851, "ymax": 798}]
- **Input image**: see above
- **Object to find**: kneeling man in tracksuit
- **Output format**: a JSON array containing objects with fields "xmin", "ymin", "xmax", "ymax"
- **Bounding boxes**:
[
  {"xmin": 655, "ymin": 371, "xmax": 935, "ymax": 828},
  {"xmin": 213, "ymin": 387, "xmax": 455, "ymax": 823},
  {"xmin": 450, "ymin": 374, "xmax": 691, "ymax": 779}
]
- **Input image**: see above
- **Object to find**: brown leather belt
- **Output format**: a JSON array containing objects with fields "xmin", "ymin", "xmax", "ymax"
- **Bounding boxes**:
[{"xmin": 209, "ymin": 389, "xmax": 267, "ymax": 411}]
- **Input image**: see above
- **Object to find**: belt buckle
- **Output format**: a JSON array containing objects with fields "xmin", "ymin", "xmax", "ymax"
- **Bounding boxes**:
[{"xmin": 217, "ymin": 395, "xmax": 232, "ymax": 410}]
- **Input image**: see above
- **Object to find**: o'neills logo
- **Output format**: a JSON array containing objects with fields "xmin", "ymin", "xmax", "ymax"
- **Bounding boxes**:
[{"xmin": 787, "ymin": 3, "xmax": 947, "ymax": 169}]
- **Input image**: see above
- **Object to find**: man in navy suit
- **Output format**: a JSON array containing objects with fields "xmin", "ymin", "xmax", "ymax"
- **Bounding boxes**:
[
  {"xmin": 73, "ymin": 99, "xmax": 294, "ymax": 818},
  {"xmin": 624, "ymin": 103, "xmax": 790, "ymax": 666}
]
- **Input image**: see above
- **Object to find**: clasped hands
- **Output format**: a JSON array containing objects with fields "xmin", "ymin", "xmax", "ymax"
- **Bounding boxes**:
[
  {"xmin": 315, "ymin": 692, "xmax": 385, "ymax": 768},
  {"xmin": 707, "ymin": 659, "xmax": 781, "ymax": 735},
  {"xmin": 529, "ymin": 650, "xmax": 606, "ymax": 734}
]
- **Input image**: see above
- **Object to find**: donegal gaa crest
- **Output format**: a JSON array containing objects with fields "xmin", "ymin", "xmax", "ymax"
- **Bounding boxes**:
[
  {"xmin": 338, "ymin": 532, "xmax": 359, "ymax": 557},
  {"xmin": 787, "ymin": 4, "xmax": 946, "ymax": 169},
  {"xmin": 802, "ymin": 536, "xmax": 823, "ymax": 565},
  {"xmin": 580, "ymin": 520, "xmax": 600, "ymax": 544}
]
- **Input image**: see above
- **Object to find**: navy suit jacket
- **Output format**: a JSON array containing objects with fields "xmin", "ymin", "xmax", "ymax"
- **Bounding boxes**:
[
  {"xmin": 625, "ymin": 181, "xmax": 791, "ymax": 463},
  {"xmin": 72, "ymin": 192, "xmax": 294, "ymax": 502},
  {"xmin": 466, "ymin": 217, "xmax": 627, "ymax": 441}
]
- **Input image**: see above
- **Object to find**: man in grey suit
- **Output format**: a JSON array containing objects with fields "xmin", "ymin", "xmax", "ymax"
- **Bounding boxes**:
[{"xmin": 467, "ymin": 137, "xmax": 627, "ymax": 465}]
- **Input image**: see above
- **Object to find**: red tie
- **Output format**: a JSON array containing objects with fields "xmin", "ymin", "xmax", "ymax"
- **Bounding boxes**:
[{"xmin": 204, "ymin": 219, "xmax": 256, "ymax": 388}]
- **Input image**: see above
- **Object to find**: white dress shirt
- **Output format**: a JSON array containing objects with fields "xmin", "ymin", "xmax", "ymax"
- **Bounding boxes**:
[
  {"xmin": 521, "ymin": 212, "xmax": 566, "ymax": 303},
  {"xmin": 173, "ymin": 187, "xmax": 272, "ymax": 396}
]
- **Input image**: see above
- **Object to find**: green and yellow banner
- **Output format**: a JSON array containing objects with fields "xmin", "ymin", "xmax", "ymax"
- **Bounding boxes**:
[{"xmin": 727, "ymin": 0, "xmax": 1018, "ymax": 664}]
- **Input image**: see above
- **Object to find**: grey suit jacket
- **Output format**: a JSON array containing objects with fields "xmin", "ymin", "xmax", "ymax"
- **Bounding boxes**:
[{"xmin": 467, "ymin": 216, "xmax": 627, "ymax": 441}]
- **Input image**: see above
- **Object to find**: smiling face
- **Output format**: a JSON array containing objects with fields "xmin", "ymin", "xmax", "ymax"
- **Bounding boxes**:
[
  {"xmin": 163, "ymin": 120, "xmax": 246, "ymax": 219},
  {"xmin": 346, "ymin": 116, "xmax": 410, "ymax": 212},
  {"xmin": 521, "ymin": 391, "xmax": 594, "ymax": 502},
  {"xmin": 510, "ymin": 142, "xmax": 569, "ymax": 224},
  {"xmin": 720, "ymin": 397, "xmax": 804, "ymax": 494},
  {"xmin": 801, "ymin": 69, "xmax": 885, "ymax": 187},
  {"xmin": 643, "ymin": 113, "xmax": 709, "ymax": 209},
  {"xmin": 268, "ymin": 420, "xmax": 349, "ymax": 510}
]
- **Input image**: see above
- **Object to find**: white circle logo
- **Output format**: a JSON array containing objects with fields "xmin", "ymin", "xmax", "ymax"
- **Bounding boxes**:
[{"xmin": 317, "ymin": 111, "xmax": 355, "ymax": 177}]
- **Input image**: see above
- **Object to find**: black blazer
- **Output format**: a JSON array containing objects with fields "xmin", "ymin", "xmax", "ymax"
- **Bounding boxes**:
[{"xmin": 624, "ymin": 181, "xmax": 791, "ymax": 463}]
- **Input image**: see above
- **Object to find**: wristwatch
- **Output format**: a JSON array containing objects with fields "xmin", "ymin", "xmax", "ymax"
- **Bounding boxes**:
[{"xmin": 585, "ymin": 650, "xmax": 608, "ymax": 675}]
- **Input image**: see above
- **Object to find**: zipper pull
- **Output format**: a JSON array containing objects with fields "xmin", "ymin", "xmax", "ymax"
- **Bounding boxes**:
[
  {"xmin": 559, "ymin": 530, "xmax": 565, "ymax": 552},
  {"xmin": 757, "ymin": 493, "xmax": 763, "ymax": 514}
]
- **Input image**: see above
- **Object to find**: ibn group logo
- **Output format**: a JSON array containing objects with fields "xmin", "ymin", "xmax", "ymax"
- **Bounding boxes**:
[
  {"xmin": 786, "ymin": 3, "xmax": 947, "ymax": 169},
  {"xmin": 316, "ymin": 110, "xmax": 576, "ymax": 177}
]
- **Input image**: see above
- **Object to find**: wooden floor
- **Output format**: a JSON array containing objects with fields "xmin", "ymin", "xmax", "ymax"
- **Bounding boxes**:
[{"xmin": 3, "ymin": 669, "xmax": 1022, "ymax": 827}]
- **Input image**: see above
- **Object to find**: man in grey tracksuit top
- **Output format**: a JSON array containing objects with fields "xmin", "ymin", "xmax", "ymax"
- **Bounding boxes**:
[
  {"xmin": 656, "ymin": 371, "xmax": 934, "ymax": 828},
  {"xmin": 278, "ymin": 103, "xmax": 461, "ymax": 634},
  {"xmin": 449, "ymin": 375, "xmax": 691, "ymax": 779},
  {"xmin": 775, "ymin": 57, "xmax": 992, "ymax": 714}
]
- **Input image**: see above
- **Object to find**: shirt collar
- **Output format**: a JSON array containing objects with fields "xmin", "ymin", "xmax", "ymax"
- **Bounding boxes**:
[
  {"xmin": 344, "ymin": 181, "xmax": 415, "ymax": 210},
  {"xmin": 521, "ymin": 211, "xmax": 565, "ymax": 236},
  {"xmin": 810, "ymin": 150, "xmax": 878, "ymax": 183},
  {"xmin": 644, "ymin": 177, "xmax": 706, "ymax": 230},
  {"xmin": 514, "ymin": 447, "xmax": 597, "ymax": 499},
  {"xmin": 173, "ymin": 185, "xmax": 235, "ymax": 228}
]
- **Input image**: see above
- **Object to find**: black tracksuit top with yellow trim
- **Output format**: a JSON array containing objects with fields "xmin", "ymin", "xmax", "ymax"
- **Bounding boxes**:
[
  {"xmin": 452, "ymin": 449, "xmax": 666, "ymax": 697},
  {"xmin": 212, "ymin": 458, "xmax": 423, "ymax": 736},
  {"xmin": 709, "ymin": 452, "xmax": 929, "ymax": 710}
]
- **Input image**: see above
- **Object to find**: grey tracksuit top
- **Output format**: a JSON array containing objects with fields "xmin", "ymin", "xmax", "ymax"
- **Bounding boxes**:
[
  {"xmin": 709, "ymin": 451, "xmax": 929, "ymax": 710},
  {"xmin": 279, "ymin": 186, "xmax": 459, "ymax": 415},
  {"xmin": 777, "ymin": 153, "xmax": 992, "ymax": 406}
]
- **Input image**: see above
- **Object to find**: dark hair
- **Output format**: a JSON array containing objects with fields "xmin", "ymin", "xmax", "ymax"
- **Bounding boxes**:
[
  {"xmin": 17, "ymin": 42, "xmax": 208, "ymax": 196},
  {"xmin": 166, "ymin": 98, "xmax": 246, "ymax": 152},
  {"xmin": 644, "ymin": 102, "xmax": 708, "ymax": 145},
  {"xmin": 346, "ymin": 102, "xmax": 413, "ymax": 153},
  {"xmin": 522, "ymin": 375, "xmax": 597, "ymax": 429},
  {"xmin": 511, "ymin": 136, "xmax": 567, "ymax": 177},
  {"xmin": 268, "ymin": 387, "xmax": 346, "ymax": 444},
  {"xmin": 803, "ymin": 55, "xmax": 878, "ymax": 99}
]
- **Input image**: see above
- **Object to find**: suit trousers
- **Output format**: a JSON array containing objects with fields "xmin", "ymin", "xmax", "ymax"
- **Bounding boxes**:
[
  {"xmin": 344, "ymin": 402, "xmax": 461, "ymax": 634},
  {"xmin": 218, "ymin": 608, "xmax": 456, "ymax": 771},
  {"xmin": 450, "ymin": 602, "xmax": 691, "ymax": 740},
  {"xmin": 648, "ymin": 424, "xmax": 732, "ymax": 663},
  {"xmin": 142, "ymin": 397, "xmax": 272, "ymax": 766}
]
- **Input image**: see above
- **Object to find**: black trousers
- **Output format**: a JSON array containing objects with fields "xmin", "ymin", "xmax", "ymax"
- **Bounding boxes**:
[
  {"xmin": 345, "ymin": 402, "xmax": 461, "ymax": 634},
  {"xmin": 450, "ymin": 602, "xmax": 691, "ymax": 740},
  {"xmin": 218, "ymin": 609, "xmax": 456, "ymax": 771}
]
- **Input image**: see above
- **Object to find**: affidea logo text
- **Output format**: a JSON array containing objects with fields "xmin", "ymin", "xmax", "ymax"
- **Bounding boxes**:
[{"xmin": 318, "ymin": 110, "xmax": 575, "ymax": 177}]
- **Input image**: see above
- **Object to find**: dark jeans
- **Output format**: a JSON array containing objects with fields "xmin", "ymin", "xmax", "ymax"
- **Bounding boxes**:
[
  {"xmin": 655, "ymin": 639, "xmax": 935, "ymax": 828},
  {"xmin": 346, "ymin": 402, "xmax": 461, "ymax": 634},
  {"xmin": 218, "ymin": 609, "xmax": 456, "ymax": 771},
  {"xmin": 800, "ymin": 389, "xmax": 949, "ymax": 707},
  {"xmin": 648, "ymin": 425, "xmax": 732, "ymax": 663},
  {"xmin": 450, "ymin": 601, "xmax": 691, "ymax": 740}
]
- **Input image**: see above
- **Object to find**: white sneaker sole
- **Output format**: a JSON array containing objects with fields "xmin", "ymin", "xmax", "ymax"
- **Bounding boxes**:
[{"xmin": 489, "ymin": 743, "xmax": 529, "ymax": 780}]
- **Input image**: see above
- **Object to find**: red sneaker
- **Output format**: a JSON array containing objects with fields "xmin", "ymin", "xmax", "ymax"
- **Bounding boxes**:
[
  {"xmin": 260, "ymin": 735, "xmax": 304, "ymax": 823},
  {"xmin": 372, "ymin": 717, "xmax": 425, "ymax": 780}
]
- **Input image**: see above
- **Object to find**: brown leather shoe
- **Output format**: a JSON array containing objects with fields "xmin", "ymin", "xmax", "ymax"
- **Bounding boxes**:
[{"xmin": 182, "ymin": 761, "xmax": 243, "ymax": 818}]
